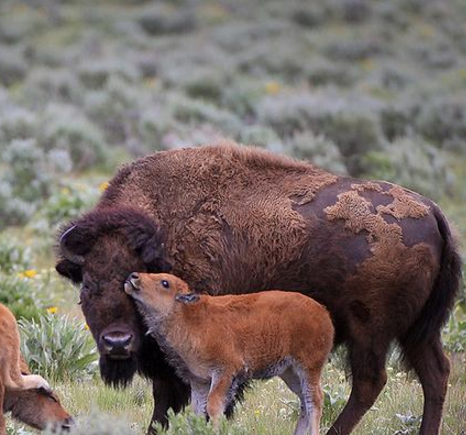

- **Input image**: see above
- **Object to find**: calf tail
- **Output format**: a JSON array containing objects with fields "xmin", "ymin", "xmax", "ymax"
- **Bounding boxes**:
[{"xmin": 402, "ymin": 206, "xmax": 462, "ymax": 355}]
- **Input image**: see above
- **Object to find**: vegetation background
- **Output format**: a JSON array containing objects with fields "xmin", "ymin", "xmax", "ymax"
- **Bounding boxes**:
[{"xmin": 0, "ymin": 0, "xmax": 465, "ymax": 433}]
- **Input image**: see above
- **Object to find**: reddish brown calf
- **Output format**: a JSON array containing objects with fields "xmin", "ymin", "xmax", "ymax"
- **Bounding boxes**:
[
  {"xmin": 0, "ymin": 303, "xmax": 55, "ymax": 435},
  {"xmin": 125, "ymin": 273, "xmax": 334, "ymax": 435},
  {"xmin": 3, "ymin": 358, "xmax": 74, "ymax": 432}
]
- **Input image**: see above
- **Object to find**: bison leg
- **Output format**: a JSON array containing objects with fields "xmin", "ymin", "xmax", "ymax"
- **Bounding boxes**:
[
  {"xmin": 402, "ymin": 334, "xmax": 450, "ymax": 435},
  {"xmin": 327, "ymin": 341, "xmax": 388, "ymax": 435},
  {"xmin": 147, "ymin": 376, "xmax": 190, "ymax": 434}
]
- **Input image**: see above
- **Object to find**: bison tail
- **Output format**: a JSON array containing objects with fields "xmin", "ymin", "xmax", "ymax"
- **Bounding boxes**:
[{"xmin": 402, "ymin": 206, "xmax": 462, "ymax": 357}]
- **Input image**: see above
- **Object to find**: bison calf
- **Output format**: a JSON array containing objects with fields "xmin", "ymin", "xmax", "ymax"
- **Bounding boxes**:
[
  {"xmin": 0, "ymin": 303, "xmax": 73, "ymax": 434},
  {"xmin": 124, "ymin": 272, "xmax": 334, "ymax": 435},
  {"xmin": 3, "ymin": 358, "xmax": 74, "ymax": 432}
]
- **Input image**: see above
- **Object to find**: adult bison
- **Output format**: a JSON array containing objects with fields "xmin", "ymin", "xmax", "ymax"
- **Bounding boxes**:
[{"xmin": 56, "ymin": 142, "xmax": 461, "ymax": 435}]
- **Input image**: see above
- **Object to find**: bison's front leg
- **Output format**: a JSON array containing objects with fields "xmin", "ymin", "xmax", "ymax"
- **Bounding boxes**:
[{"xmin": 147, "ymin": 376, "xmax": 190, "ymax": 434}]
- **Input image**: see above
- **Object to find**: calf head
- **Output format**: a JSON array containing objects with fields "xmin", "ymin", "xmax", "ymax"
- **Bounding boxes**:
[
  {"xmin": 5, "ymin": 360, "xmax": 74, "ymax": 431},
  {"xmin": 124, "ymin": 273, "xmax": 197, "ymax": 318},
  {"xmin": 4, "ymin": 388, "xmax": 74, "ymax": 431},
  {"xmin": 55, "ymin": 207, "xmax": 171, "ymax": 387}
]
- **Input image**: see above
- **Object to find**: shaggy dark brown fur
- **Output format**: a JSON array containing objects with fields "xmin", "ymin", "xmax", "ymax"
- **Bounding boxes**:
[{"xmin": 56, "ymin": 142, "xmax": 461, "ymax": 435}]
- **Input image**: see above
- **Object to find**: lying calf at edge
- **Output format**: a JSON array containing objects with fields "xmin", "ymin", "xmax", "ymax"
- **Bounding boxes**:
[
  {"xmin": 0, "ymin": 302, "xmax": 74, "ymax": 433},
  {"xmin": 3, "ymin": 357, "xmax": 74, "ymax": 432},
  {"xmin": 124, "ymin": 272, "xmax": 334, "ymax": 435}
]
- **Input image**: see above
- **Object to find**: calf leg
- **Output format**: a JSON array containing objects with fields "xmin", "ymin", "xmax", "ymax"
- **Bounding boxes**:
[
  {"xmin": 281, "ymin": 369, "xmax": 310, "ymax": 435},
  {"xmin": 301, "ymin": 370, "xmax": 323, "ymax": 435},
  {"xmin": 206, "ymin": 373, "xmax": 233, "ymax": 428},
  {"xmin": 2, "ymin": 340, "xmax": 49, "ymax": 392},
  {"xmin": 402, "ymin": 334, "xmax": 450, "ymax": 435},
  {"xmin": 191, "ymin": 380, "xmax": 210, "ymax": 416},
  {"xmin": 327, "ymin": 341, "xmax": 388, "ymax": 435},
  {"xmin": 0, "ymin": 382, "xmax": 5, "ymax": 435}
]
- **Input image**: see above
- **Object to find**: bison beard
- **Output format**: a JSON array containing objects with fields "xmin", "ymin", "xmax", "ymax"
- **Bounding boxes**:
[
  {"xmin": 99, "ymin": 356, "xmax": 137, "ymax": 388},
  {"xmin": 55, "ymin": 142, "xmax": 461, "ymax": 435}
]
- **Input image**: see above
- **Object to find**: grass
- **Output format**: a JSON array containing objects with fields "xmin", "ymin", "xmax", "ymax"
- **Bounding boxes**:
[{"xmin": 8, "ymin": 353, "xmax": 463, "ymax": 435}]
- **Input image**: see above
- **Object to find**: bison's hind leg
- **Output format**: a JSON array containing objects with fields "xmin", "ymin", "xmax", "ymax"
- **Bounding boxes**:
[
  {"xmin": 327, "ymin": 339, "xmax": 389, "ymax": 435},
  {"xmin": 400, "ymin": 333, "xmax": 450, "ymax": 435}
]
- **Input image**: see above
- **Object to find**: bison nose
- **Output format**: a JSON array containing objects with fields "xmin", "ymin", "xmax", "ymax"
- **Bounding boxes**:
[{"xmin": 102, "ymin": 332, "xmax": 133, "ymax": 358}]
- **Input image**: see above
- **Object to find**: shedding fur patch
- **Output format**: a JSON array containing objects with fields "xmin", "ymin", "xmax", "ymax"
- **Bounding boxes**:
[
  {"xmin": 323, "ymin": 185, "xmax": 435, "ymax": 302},
  {"xmin": 323, "ymin": 186, "xmax": 437, "ymax": 335},
  {"xmin": 351, "ymin": 182, "xmax": 383, "ymax": 193},
  {"xmin": 324, "ymin": 191, "xmax": 403, "ymax": 254},
  {"xmin": 376, "ymin": 186, "xmax": 429, "ymax": 220},
  {"xmin": 324, "ymin": 183, "xmax": 429, "ymax": 251}
]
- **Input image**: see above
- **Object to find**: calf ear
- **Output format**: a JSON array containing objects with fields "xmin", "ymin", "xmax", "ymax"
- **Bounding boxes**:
[
  {"xmin": 56, "ymin": 259, "xmax": 83, "ymax": 284},
  {"xmin": 175, "ymin": 293, "xmax": 200, "ymax": 304}
]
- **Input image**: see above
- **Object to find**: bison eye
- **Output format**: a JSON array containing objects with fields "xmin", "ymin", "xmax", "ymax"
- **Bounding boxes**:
[{"xmin": 161, "ymin": 280, "xmax": 169, "ymax": 289}]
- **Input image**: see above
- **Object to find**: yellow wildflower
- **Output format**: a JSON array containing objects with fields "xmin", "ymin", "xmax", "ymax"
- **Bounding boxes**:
[
  {"xmin": 61, "ymin": 187, "xmax": 70, "ymax": 195},
  {"xmin": 23, "ymin": 270, "xmax": 37, "ymax": 279},
  {"xmin": 458, "ymin": 69, "xmax": 466, "ymax": 81},
  {"xmin": 85, "ymin": 323, "xmax": 90, "ymax": 331},
  {"xmin": 418, "ymin": 23, "xmax": 434, "ymax": 38},
  {"xmin": 360, "ymin": 58, "xmax": 374, "ymax": 72},
  {"xmin": 144, "ymin": 77, "xmax": 157, "ymax": 88},
  {"xmin": 265, "ymin": 81, "xmax": 281, "ymax": 95},
  {"xmin": 47, "ymin": 306, "xmax": 58, "ymax": 315},
  {"xmin": 254, "ymin": 409, "xmax": 261, "ymax": 416},
  {"xmin": 99, "ymin": 181, "xmax": 110, "ymax": 192}
]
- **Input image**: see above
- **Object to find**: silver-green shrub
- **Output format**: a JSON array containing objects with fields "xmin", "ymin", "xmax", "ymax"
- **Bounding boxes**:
[
  {"xmin": 0, "ymin": 107, "xmax": 38, "ymax": 143},
  {"xmin": 154, "ymin": 409, "xmax": 247, "ymax": 435},
  {"xmin": 287, "ymin": 132, "xmax": 348, "ymax": 175},
  {"xmin": 362, "ymin": 136, "xmax": 455, "ymax": 200},
  {"xmin": 41, "ymin": 104, "xmax": 110, "ymax": 171},
  {"xmin": 0, "ymin": 233, "xmax": 31, "ymax": 273},
  {"xmin": 44, "ymin": 411, "xmax": 135, "ymax": 435},
  {"xmin": 19, "ymin": 313, "xmax": 98, "ymax": 382},
  {"xmin": 0, "ymin": 273, "xmax": 49, "ymax": 320}
]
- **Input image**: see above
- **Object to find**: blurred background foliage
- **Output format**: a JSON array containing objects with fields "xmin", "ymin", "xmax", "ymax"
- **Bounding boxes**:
[
  {"xmin": 0, "ymin": 1, "xmax": 465, "ymax": 433},
  {"xmin": 0, "ymin": 0, "xmax": 465, "ymax": 397}
]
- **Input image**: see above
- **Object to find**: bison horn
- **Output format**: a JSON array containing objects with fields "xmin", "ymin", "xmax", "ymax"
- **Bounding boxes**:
[{"xmin": 60, "ymin": 225, "xmax": 85, "ymax": 266}]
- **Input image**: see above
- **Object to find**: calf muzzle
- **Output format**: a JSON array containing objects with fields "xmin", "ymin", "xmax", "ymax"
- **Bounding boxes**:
[{"xmin": 60, "ymin": 417, "xmax": 75, "ymax": 431}]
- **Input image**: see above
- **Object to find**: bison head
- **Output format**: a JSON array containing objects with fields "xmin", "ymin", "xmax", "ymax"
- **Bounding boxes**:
[{"xmin": 56, "ymin": 207, "xmax": 171, "ymax": 387}]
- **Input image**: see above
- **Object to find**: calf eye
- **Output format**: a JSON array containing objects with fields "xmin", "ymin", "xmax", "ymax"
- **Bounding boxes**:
[{"xmin": 161, "ymin": 280, "xmax": 169, "ymax": 289}]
